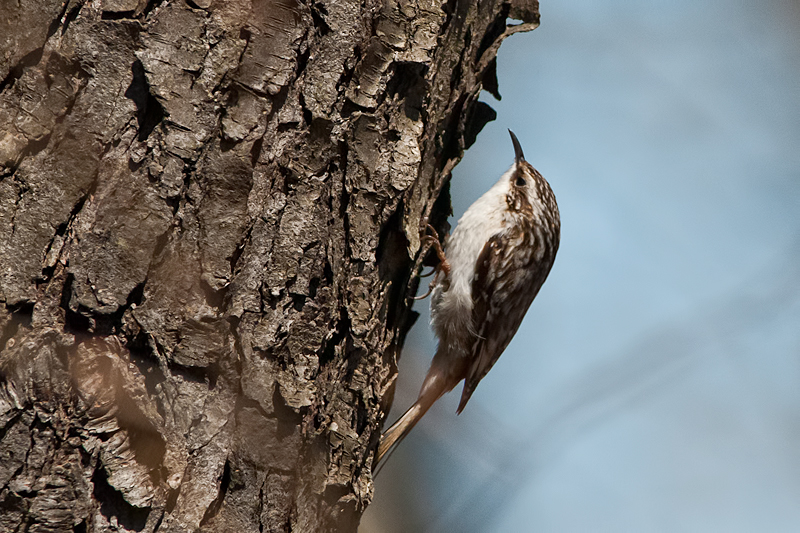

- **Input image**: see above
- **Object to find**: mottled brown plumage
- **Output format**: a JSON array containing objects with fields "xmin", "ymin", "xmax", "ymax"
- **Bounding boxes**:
[{"xmin": 376, "ymin": 131, "xmax": 560, "ymax": 467}]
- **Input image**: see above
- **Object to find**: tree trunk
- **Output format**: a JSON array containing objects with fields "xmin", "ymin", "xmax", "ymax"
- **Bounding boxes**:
[{"xmin": 0, "ymin": 0, "xmax": 538, "ymax": 531}]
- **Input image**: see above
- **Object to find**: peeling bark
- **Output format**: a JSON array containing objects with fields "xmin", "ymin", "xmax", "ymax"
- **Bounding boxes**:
[{"xmin": 0, "ymin": 0, "xmax": 539, "ymax": 531}]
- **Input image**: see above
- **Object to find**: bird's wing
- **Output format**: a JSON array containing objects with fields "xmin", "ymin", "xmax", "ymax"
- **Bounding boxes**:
[{"xmin": 457, "ymin": 222, "xmax": 548, "ymax": 414}]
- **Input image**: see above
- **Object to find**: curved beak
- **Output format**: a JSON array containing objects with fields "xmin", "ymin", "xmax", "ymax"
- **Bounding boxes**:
[{"xmin": 508, "ymin": 129, "xmax": 525, "ymax": 163}]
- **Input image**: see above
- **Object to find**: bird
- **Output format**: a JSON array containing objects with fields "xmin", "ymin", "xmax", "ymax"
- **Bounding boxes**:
[{"xmin": 376, "ymin": 130, "xmax": 561, "ymax": 466}]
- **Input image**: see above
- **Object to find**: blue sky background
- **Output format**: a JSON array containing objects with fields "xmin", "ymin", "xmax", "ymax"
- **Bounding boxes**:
[{"xmin": 363, "ymin": 1, "xmax": 800, "ymax": 531}]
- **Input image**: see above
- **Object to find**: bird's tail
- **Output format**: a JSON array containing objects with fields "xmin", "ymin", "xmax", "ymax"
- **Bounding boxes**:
[
  {"xmin": 377, "ymin": 402, "xmax": 425, "ymax": 461},
  {"xmin": 374, "ymin": 401, "xmax": 429, "ymax": 475},
  {"xmin": 374, "ymin": 369, "xmax": 450, "ymax": 472}
]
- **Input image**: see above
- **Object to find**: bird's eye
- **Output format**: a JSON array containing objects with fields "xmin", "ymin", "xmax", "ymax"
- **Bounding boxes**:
[{"xmin": 515, "ymin": 175, "xmax": 526, "ymax": 187}]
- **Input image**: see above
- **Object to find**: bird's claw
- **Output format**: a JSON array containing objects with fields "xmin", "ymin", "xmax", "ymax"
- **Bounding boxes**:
[
  {"xmin": 411, "ymin": 224, "xmax": 450, "ymax": 301},
  {"xmin": 422, "ymin": 224, "xmax": 450, "ymax": 277}
]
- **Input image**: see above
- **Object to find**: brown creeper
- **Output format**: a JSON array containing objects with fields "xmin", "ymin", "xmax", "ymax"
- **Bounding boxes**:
[{"xmin": 377, "ymin": 130, "xmax": 560, "ymax": 465}]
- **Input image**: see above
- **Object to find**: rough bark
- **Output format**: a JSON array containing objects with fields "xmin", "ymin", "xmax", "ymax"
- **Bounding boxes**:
[{"xmin": 0, "ymin": 0, "xmax": 539, "ymax": 531}]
